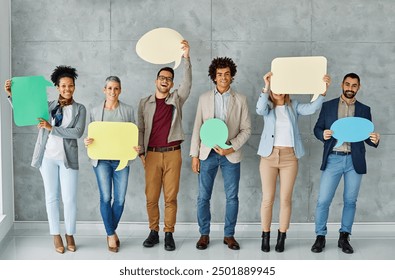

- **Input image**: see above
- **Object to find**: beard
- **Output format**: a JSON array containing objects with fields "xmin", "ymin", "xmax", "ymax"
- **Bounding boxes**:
[{"xmin": 343, "ymin": 90, "xmax": 357, "ymax": 99}]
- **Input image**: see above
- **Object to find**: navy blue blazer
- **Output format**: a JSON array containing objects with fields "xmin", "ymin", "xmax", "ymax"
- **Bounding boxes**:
[{"xmin": 314, "ymin": 97, "xmax": 379, "ymax": 174}]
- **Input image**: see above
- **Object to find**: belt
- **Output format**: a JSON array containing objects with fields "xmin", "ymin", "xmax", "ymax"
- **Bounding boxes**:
[
  {"xmin": 147, "ymin": 145, "xmax": 181, "ymax": 152},
  {"xmin": 331, "ymin": 151, "xmax": 351, "ymax": 156}
]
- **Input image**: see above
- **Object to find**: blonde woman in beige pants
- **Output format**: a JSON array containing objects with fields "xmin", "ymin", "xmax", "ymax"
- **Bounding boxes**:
[{"xmin": 256, "ymin": 72, "xmax": 330, "ymax": 252}]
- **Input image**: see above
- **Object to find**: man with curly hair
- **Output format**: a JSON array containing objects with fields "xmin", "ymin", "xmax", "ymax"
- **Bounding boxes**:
[{"xmin": 190, "ymin": 57, "xmax": 251, "ymax": 250}]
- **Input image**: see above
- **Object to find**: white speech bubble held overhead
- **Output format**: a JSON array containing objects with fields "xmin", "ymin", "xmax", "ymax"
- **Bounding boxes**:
[
  {"xmin": 136, "ymin": 27, "xmax": 184, "ymax": 69},
  {"xmin": 270, "ymin": 56, "xmax": 327, "ymax": 102}
]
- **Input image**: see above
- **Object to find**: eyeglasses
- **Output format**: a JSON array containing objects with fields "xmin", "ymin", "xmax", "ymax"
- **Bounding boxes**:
[{"xmin": 158, "ymin": 75, "xmax": 173, "ymax": 82}]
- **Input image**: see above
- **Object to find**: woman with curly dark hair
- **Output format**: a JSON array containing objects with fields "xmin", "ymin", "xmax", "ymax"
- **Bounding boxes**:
[{"xmin": 4, "ymin": 65, "xmax": 86, "ymax": 254}]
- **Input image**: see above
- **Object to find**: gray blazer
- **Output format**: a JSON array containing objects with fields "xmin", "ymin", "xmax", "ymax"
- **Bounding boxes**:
[
  {"xmin": 190, "ymin": 88, "xmax": 251, "ymax": 163},
  {"xmin": 88, "ymin": 100, "xmax": 135, "ymax": 167},
  {"xmin": 31, "ymin": 100, "xmax": 86, "ymax": 170}
]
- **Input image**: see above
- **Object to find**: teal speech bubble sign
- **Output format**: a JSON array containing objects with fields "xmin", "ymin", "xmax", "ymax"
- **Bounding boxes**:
[
  {"xmin": 200, "ymin": 118, "xmax": 232, "ymax": 149},
  {"xmin": 11, "ymin": 76, "xmax": 52, "ymax": 126},
  {"xmin": 330, "ymin": 117, "xmax": 374, "ymax": 148}
]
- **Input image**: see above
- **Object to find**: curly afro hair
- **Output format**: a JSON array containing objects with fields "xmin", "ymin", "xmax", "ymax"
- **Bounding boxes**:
[
  {"xmin": 50, "ymin": 65, "xmax": 78, "ymax": 86},
  {"xmin": 208, "ymin": 57, "xmax": 237, "ymax": 84}
]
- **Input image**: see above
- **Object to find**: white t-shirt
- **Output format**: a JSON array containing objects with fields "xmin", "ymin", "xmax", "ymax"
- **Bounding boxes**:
[
  {"xmin": 43, "ymin": 105, "xmax": 73, "ymax": 161},
  {"xmin": 273, "ymin": 105, "xmax": 294, "ymax": 147}
]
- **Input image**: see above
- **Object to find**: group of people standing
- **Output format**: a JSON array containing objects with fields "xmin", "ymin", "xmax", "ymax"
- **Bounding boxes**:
[{"xmin": 3, "ymin": 40, "xmax": 380, "ymax": 255}]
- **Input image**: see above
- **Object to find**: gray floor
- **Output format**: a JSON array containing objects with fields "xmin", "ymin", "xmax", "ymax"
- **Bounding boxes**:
[{"xmin": 0, "ymin": 222, "xmax": 394, "ymax": 260}]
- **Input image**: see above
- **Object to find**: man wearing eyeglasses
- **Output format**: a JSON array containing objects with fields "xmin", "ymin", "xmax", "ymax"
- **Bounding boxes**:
[{"xmin": 137, "ymin": 40, "xmax": 191, "ymax": 251}]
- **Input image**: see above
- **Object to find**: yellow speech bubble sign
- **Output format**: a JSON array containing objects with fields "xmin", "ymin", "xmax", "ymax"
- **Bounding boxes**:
[
  {"xmin": 270, "ymin": 56, "xmax": 327, "ymax": 102},
  {"xmin": 136, "ymin": 27, "xmax": 184, "ymax": 69},
  {"xmin": 87, "ymin": 122, "xmax": 138, "ymax": 171}
]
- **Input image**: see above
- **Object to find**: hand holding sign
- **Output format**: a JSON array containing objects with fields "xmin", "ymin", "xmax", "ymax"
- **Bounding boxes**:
[
  {"xmin": 330, "ymin": 117, "xmax": 374, "ymax": 148},
  {"xmin": 270, "ymin": 56, "xmax": 327, "ymax": 102},
  {"xmin": 200, "ymin": 118, "xmax": 232, "ymax": 149},
  {"xmin": 136, "ymin": 28, "xmax": 184, "ymax": 69},
  {"xmin": 87, "ymin": 122, "xmax": 139, "ymax": 171},
  {"xmin": 11, "ymin": 76, "xmax": 52, "ymax": 126}
]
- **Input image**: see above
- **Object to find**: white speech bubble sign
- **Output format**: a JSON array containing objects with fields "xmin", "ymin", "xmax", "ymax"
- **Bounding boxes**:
[
  {"xmin": 270, "ymin": 56, "xmax": 327, "ymax": 102},
  {"xmin": 136, "ymin": 27, "xmax": 184, "ymax": 69}
]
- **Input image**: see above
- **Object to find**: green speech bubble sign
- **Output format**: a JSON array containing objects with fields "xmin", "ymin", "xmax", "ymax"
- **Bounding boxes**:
[
  {"xmin": 87, "ymin": 122, "xmax": 139, "ymax": 171},
  {"xmin": 200, "ymin": 118, "xmax": 232, "ymax": 149},
  {"xmin": 11, "ymin": 76, "xmax": 52, "ymax": 126}
]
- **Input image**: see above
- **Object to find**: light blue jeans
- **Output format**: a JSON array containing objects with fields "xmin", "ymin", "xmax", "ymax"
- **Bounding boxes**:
[
  {"xmin": 315, "ymin": 154, "xmax": 363, "ymax": 236},
  {"xmin": 197, "ymin": 150, "xmax": 240, "ymax": 237},
  {"xmin": 39, "ymin": 157, "xmax": 78, "ymax": 235},
  {"xmin": 93, "ymin": 160, "xmax": 130, "ymax": 236}
]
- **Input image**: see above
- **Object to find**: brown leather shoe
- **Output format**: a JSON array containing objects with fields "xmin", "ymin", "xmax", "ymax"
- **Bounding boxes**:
[
  {"xmin": 53, "ymin": 235, "xmax": 65, "ymax": 254},
  {"xmin": 65, "ymin": 234, "xmax": 76, "ymax": 252},
  {"xmin": 196, "ymin": 235, "xmax": 210, "ymax": 250},
  {"xmin": 223, "ymin": 236, "xmax": 240, "ymax": 250}
]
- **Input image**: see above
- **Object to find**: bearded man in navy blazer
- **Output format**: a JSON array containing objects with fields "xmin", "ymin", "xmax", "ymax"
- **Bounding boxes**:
[{"xmin": 311, "ymin": 73, "xmax": 380, "ymax": 254}]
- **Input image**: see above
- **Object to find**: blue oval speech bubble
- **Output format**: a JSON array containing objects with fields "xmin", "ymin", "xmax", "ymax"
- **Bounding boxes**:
[
  {"xmin": 200, "ymin": 118, "xmax": 232, "ymax": 149},
  {"xmin": 330, "ymin": 117, "xmax": 374, "ymax": 148}
]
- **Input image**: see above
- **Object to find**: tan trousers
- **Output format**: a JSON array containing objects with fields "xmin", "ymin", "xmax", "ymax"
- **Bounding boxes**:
[
  {"xmin": 259, "ymin": 147, "xmax": 298, "ymax": 232},
  {"xmin": 145, "ymin": 149, "xmax": 182, "ymax": 233}
]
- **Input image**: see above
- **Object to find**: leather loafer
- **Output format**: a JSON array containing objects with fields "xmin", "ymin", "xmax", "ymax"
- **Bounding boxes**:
[
  {"xmin": 196, "ymin": 235, "xmax": 210, "ymax": 250},
  {"xmin": 223, "ymin": 236, "xmax": 240, "ymax": 250}
]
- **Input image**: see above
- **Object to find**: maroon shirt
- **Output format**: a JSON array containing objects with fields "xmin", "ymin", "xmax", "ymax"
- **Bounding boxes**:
[{"xmin": 148, "ymin": 97, "xmax": 181, "ymax": 147}]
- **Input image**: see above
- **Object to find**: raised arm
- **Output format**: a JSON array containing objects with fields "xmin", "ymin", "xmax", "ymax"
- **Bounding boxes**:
[
  {"xmin": 176, "ymin": 40, "xmax": 192, "ymax": 104},
  {"xmin": 4, "ymin": 79, "xmax": 12, "ymax": 97},
  {"xmin": 256, "ymin": 72, "xmax": 273, "ymax": 116}
]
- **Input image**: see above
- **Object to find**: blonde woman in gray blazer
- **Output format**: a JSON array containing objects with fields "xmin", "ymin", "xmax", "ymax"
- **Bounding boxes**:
[{"xmin": 84, "ymin": 76, "xmax": 136, "ymax": 253}]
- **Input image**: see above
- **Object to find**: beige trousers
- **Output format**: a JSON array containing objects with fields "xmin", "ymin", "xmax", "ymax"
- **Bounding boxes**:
[
  {"xmin": 145, "ymin": 149, "xmax": 182, "ymax": 233},
  {"xmin": 259, "ymin": 147, "xmax": 298, "ymax": 232}
]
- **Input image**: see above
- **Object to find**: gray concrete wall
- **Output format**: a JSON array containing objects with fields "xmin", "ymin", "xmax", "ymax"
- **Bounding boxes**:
[{"xmin": 10, "ymin": 0, "xmax": 395, "ymax": 226}]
